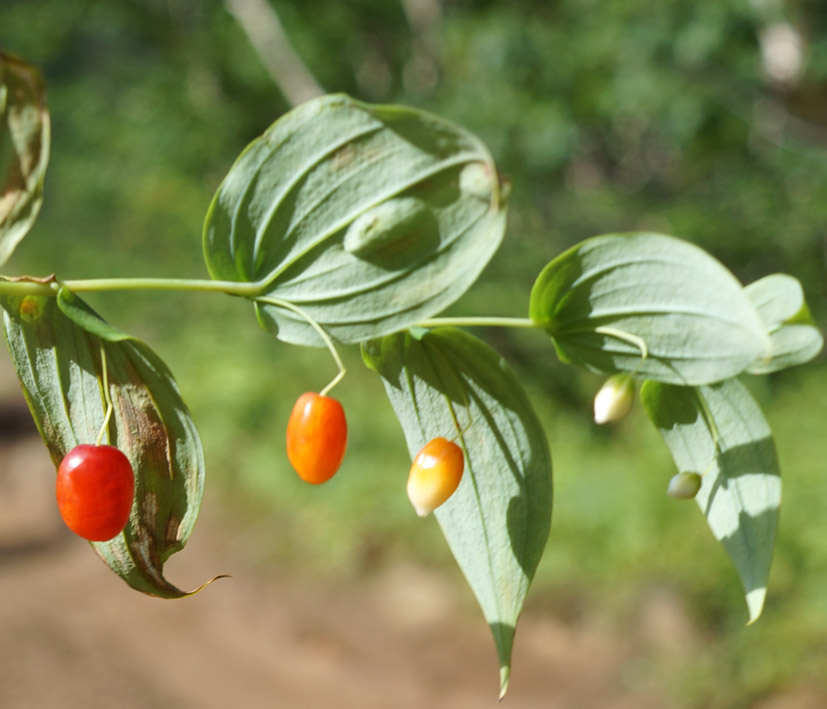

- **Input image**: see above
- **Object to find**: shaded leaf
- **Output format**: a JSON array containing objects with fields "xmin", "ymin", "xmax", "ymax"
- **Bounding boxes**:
[
  {"xmin": 0, "ymin": 51, "xmax": 50, "ymax": 265},
  {"xmin": 640, "ymin": 378, "xmax": 780, "ymax": 623},
  {"xmin": 1, "ymin": 289, "xmax": 212, "ymax": 598},
  {"xmin": 529, "ymin": 233, "xmax": 770, "ymax": 385},
  {"xmin": 203, "ymin": 94, "xmax": 507, "ymax": 345},
  {"xmin": 363, "ymin": 327, "xmax": 552, "ymax": 697},
  {"xmin": 744, "ymin": 273, "xmax": 823, "ymax": 374}
]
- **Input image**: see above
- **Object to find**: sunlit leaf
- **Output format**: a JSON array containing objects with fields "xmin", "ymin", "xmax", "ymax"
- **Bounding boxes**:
[
  {"xmin": 744, "ymin": 273, "xmax": 823, "ymax": 374},
  {"xmin": 0, "ymin": 51, "xmax": 50, "ymax": 265},
  {"xmin": 529, "ymin": 233, "xmax": 770, "ymax": 385},
  {"xmin": 204, "ymin": 94, "xmax": 507, "ymax": 345},
  {"xmin": 363, "ymin": 327, "xmax": 552, "ymax": 697},
  {"xmin": 1, "ymin": 288, "xmax": 214, "ymax": 598},
  {"xmin": 640, "ymin": 378, "xmax": 780, "ymax": 623}
]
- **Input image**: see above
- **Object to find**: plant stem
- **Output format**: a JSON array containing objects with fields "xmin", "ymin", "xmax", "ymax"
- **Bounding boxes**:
[
  {"xmin": 594, "ymin": 325, "xmax": 649, "ymax": 361},
  {"xmin": 0, "ymin": 276, "xmax": 262, "ymax": 298},
  {"xmin": 255, "ymin": 296, "xmax": 347, "ymax": 396},
  {"xmin": 61, "ymin": 277, "xmax": 262, "ymax": 296},
  {"xmin": 0, "ymin": 279, "xmax": 56, "ymax": 296},
  {"xmin": 415, "ymin": 316, "xmax": 538, "ymax": 329},
  {"xmin": 96, "ymin": 345, "xmax": 114, "ymax": 447}
]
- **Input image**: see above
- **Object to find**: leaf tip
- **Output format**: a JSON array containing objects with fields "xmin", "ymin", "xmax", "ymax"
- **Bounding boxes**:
[
  {"xmin": 175, "ymin": 574, "xmax": 232, "ymax": 598},
  {"xmin": 498, "ymin": 665, "xmax": 511, "ymax": 701},
  {"xmin": 745, "ymin": 587, "xmax": 767, "ymax": 625}
]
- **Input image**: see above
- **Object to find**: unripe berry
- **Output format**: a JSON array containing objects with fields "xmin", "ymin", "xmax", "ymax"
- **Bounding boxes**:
[
  {"xmin": 407, "ymin": 437, "xmax": 464, "ymax": 517},
  {"xmin": 667, "ymin": 471, "xmax": 702, "ymax": 500},
  {"xmin": 593, "ymin": 374, "xmax": 634, "ymax": 424},
  {"xmin": 56, "ymin": 444, "xmax": 135, "ymax": 541},
  {"xmin": 286, "ymin": 392, "xmax": 348, "ymax": 484}
]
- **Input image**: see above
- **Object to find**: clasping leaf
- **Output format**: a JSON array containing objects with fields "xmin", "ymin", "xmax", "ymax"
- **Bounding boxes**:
[
  {"xmin": 529, "ymin": 233, "xmax": 771, "ymax": 385},
  {"xmin": 744, "ymin": 273, "xmax": 823, "ymax": 374},
  {"xmin": 204, "ymin": 94, "xmax": 507, "ymax": 345},
  {"xmin": 363, "ymin": 328, "xmax": 552, "ymax": 698},
  {"xmin": 1, "ymin": 289, "xmax": 215, "ymax": 598},
  {"xmin": 641, "ymin": 378, "xmax": 780, "ymax": 623}
]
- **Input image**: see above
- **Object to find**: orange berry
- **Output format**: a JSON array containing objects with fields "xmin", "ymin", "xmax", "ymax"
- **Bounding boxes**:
[
  {"xmin": 407, "ymin": 437, "xmax": 464, "ymax": 517},
  {"xmin": 56, "ymin": 444, "xmax": 135, "ymax": 541},
  {"xmin": 286, "ymin": 392, "xmax": 348, "ymax": 484}
]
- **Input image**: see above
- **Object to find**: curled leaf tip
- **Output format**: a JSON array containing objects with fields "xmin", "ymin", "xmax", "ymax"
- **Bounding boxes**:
[
  {"xmin": 745, "ymin": 587, "xmax": 767, "ymax": 626},
  {"xmin": 184, "ymin": 573, "xmax": 232, "ymax": 597},
  {"xmin": 498, "ymin": 665, "xmax": 511, "ymax": 701}
]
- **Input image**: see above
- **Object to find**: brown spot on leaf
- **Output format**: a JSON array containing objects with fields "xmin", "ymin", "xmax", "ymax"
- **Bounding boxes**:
[{"xmin": 330, "ymin": 143, "xmax": 357, "ymax": 171}]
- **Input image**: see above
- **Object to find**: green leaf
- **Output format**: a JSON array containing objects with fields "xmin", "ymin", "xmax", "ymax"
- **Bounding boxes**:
[
  {"xmin": 363, "ymin": 327, "xmax": 552, "ymax": 697},
  {"xmin": 640, "ymin": 378, "xmax": 780, "ymax": 623},
  {"xmin": 1, "ymin": 289, "xmax": 214, "ymax": 598},
  {"xmin": 204, "ymin": 94, "xmax": 507, "ymax": 345},
  {"xmin": 744, "ymin": 273, "xmax": 823, "ymax": 374},
  {"xmin": 529, "ymin": 233, "xmax": 771, "ymax": 385},
  {"xmin": 0, "ymin": 51, "xmax": 50, "ymax": 265}
]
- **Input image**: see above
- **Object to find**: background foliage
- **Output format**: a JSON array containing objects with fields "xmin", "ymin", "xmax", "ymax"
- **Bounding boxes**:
[{"xmin": 1, "ymin": 0, "xmax": 826, "ymax": 705}]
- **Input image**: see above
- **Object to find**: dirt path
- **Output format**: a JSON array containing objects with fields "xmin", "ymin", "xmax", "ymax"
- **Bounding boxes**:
[
  {"xmin": 1, "ymin": 386, "xmax": 822, "ymax": 708},
  {"xmin": 0, "ymin": 414, "xmax": 677, "ymax": 709}
]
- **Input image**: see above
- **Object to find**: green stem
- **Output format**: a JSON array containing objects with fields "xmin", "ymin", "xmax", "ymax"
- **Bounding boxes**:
[
  {"xmin": 415, "ymin": 316, "xmax": 538, "ymax": 329},
  {"xmin": 0, "ymin": 276, "xmax": 262, "ymax": 298},
  {"xmin": 593, "ymin": 325, "xmax": 649, "ymax": 362},
  {"xmin": 96, "ymin": 345, "xmax": 114, "ymax": 447},
  {"xmin": 255, "ymin": 296, "xmax": 346, "ymax": 396},
  {"xmin": 0, "ymin": 278, "xmax": 540, "ymax": 336},
  {"xmin": 0, "ymin": 279, "xmax": 56, "ymax": 296},
  {"xmin": 693, "ymin": 387, "xmax": 722, "ymax": 451},
  {"xmin": 62, "ymin": 277, "xmax": 262, "ymax": 296}
]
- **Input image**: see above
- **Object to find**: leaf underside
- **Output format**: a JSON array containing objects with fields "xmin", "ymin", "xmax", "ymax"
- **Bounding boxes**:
[
  {"xmin": 529, "ymin": 232, "xmax": 771, "ymax": 385},
  {"xmin": 744, "ymin": 273, "xmax": 823, "ymax": 374},
  {"xmin": 204, "ymin": 94, "xmax": 507, "ymax": 345},
  {"xmin": 1, "ymin": 289, "xmax": 211, "ymax": 598},
  {"xmin": 641, "ymin": 378, "xmax": 780, "ymax": 623},
  {"xmin": 363, "ymin": 327, "xmax": 552, "ymax": 697}
]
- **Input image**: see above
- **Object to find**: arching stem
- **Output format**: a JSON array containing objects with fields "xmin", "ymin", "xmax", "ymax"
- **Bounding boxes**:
[
  {"xmin": 447, "ymin": 405, "xmax": 473, "ymax": 443},
  {"xmin": 593, "ymin": 325, "xmax": 649, "ymax": 374},
  {"xmin": 96, "ymin": 345, "xmax": 114, "ymax": 446},
  {"xmin": 256, "ymin": 297, "xmax": 346, "ymax": 396}
]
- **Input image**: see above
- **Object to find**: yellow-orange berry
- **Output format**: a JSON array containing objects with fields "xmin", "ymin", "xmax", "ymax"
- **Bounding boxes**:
[
  {"xmin": 286, "ymin": 392, "xmax": 347, "ymax": 484},
  {"xmin": 407, "ymin": 437, "xmax": 464, "ymax": 517}
]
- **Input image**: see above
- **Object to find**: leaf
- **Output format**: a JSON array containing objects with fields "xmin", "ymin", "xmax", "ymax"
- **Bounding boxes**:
[
  {"xmin": 640, "ymin": 378, "xmax": 780, "ymax": 623},
  {"xmin": 744, "ymin": 273, "xmax": 823, "ymax": 374},
  {"xmin": 363, "ymin": 327, "xmax": 552, "ymax": 697},
  {"xmin": 203, "ymin": 94, "xmax": 507, "ymax": 345},
  {"xmin": 529, "ymin": 233, "xmax": 771, "ymax": 385},
  {"xmin": 1, "ymin": 289, "xmax": 214, "ymax": 598},
  {"xmin": 0, "ymin": 51, "xmax": 50, "ymax": 265}
]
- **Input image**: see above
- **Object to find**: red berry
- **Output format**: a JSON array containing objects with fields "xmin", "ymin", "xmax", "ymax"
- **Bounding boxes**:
[
  {"xmin": 407, "ymin": 437, "xmax": 464, "ymax": 517},
  {"xmin": 286, "ymin": 392, "xmax": 347, "ymax": 484},
  {"xmin": 56, "ymin": 444, "xmax": 135, "ymax": 541}
]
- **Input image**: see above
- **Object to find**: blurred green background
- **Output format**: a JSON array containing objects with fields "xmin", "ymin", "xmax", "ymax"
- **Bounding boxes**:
[{"xmin": 2, "ymin": 0, "xmax": 826, "ymax": 706}]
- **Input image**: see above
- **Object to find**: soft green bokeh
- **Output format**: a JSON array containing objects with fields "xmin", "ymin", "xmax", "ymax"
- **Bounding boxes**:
[{"xmin": 1, "ymin": 1, "xmax": 825, "ymax": 704}]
